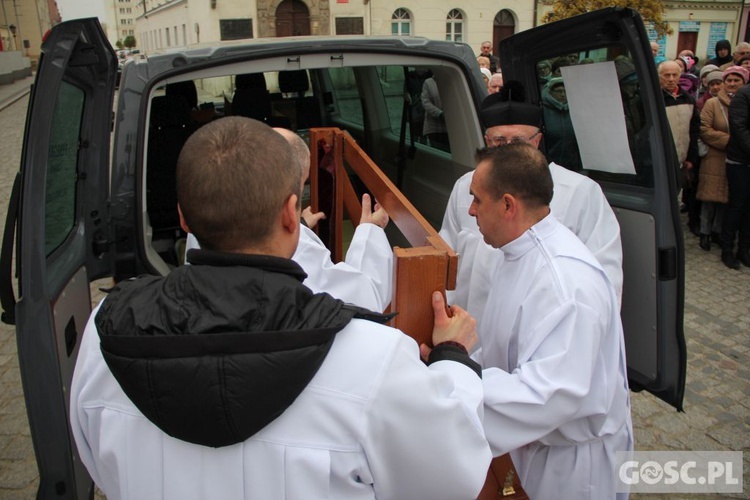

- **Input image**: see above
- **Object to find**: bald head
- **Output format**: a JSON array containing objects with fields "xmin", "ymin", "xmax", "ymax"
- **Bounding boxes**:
[
  {"xmin": 658, "ymin": 60, "xmax": 681, "ymax": 93},
  {"xmin": 273, "ymin": 128, "xmax": 311, "ymax": 184},
  {"xmin": 488, "ymin": 73, "xmax": 503, "ymax": 94},
  {"xmin": 735, "ymin": 42, "xmax": 750, "ymax": 61}
]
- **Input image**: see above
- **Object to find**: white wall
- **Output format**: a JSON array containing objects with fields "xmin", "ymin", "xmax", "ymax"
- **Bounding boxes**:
[
  {"xmin": 368, "ymin": 0, "xmax": 535, "ymax": 54},
  {"xmin": 137, "ymin": 0, "xmax": 260, "ymax": 52}
]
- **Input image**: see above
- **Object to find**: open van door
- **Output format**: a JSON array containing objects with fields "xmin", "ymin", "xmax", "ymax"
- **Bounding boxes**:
[
  {"xmin": 501, "ymin": 7, "xmax": 686, "ymax": 410},
  {"xmin": 0, "ymin": 18, "xmax": 116, "ymax": 498}
]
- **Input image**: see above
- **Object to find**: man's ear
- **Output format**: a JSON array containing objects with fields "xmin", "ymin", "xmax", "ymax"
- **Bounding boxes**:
[
  {"xmin": 502, "ymin": 193, "xmax": 518, "ymax": 218},
  {"xmin": 178, "ymin": 204, "xmax": 191, "ymax": 234},
  {"xmin": 281, "ymin": 194, "xmax": 299, "ymax": 234}
]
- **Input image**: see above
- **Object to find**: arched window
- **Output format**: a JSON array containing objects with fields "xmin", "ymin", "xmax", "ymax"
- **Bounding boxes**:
[
  {"xmin": 391, "ymin": 8, "xmax": 411, "ymax": 36},
  {"xmin": 446, "ymin": 9, "xmax": 463, "ymax": 42}
]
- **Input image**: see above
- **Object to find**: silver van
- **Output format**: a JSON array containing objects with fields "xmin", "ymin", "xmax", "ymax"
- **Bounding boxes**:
[{"xmin": 1, "ymin": 7, "xmax": 685, "ymax": 498}]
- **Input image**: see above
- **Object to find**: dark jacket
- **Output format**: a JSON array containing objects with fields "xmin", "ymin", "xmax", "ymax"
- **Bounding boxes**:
[
  {"xmin": 726, "ymin": 84, "xmax": 750, "ymax": 164},
  {"xmin": 95, "ymin": 250, "xmax": 390, "ymax": 448},
  {"xmin": 705, "ymin": 39, "xmax": 733, "ymax": 67},
  {"xmin": 542, "ymin": 81, "xmax": 581, "ymax": 170}
]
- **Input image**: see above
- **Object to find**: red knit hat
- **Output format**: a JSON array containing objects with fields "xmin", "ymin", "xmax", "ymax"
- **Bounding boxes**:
[{"xmin": 723, "ymin": 65, "xmax": 749, "ymax": 84}]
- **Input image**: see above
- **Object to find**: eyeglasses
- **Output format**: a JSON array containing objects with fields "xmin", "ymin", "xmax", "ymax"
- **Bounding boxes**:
[{"xmin": 486, "ymin": 130, "xmax": 541, "ymax": 146}]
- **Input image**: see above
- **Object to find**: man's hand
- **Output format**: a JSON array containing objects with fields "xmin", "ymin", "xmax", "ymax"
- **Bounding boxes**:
[
  {"xmin": 302, "ymin": 207, "xmax": 326, "ymax": 228},
  {"xmin": 430, "ymin": 291, "xmax": 477, "ymax": 351},
  {"xmin": 682, "ymin": 160, "xmax": 694, "ymax": 170},
  {"xmin": 360, "ymin": 193, "xmax": 389, "ymax": 229}
]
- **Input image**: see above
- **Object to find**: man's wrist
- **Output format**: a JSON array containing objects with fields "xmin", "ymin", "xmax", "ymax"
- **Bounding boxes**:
[
  {"xmin": 433, "ymin": 340, "xmax": 468, "ymax": 354},
  {"xmin": 427, "ymin": 342, "xmax": 481, "ymax": 377}
]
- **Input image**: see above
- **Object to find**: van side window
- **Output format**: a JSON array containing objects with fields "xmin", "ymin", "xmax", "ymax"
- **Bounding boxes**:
[
  {"xmin": 45, "ymin": 81, "xmax": 85, "ymax": 256},
  {"xmin": 537, "ymin": 48, "xmax": 652, "ymax": 188},
  {"xmin": 328, "ymin": 67, "xmax": 363, "ymax": 127},
  {"xmin": 378, "ymin": 65, "xmax": 451, "ymax": 154}
]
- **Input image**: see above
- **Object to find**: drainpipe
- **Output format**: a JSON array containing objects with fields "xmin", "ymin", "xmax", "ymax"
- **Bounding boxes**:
[
  {"xmin": 12, "ymin": 0, "xmax": 22, "ymax": 55},
  {"xmin": 1, "ymin": 1, "xmax": 10, "ymax": 49}
]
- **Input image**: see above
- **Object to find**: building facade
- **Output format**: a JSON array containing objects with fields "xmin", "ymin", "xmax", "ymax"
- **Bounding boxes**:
[
  {"xmin": 651, "ymin": 1, "xmax": 745, "ymax": 62},
  {"xmin": 103, "ymin": 0, "xmax": 138, "ymax": 48},
  {"xmin": 1, "ymin": 0, "xmax": 60, "ymax": 64},
  {"xmin": 132, "ymin": 0, "xmax": 747, "ymax": 64}
]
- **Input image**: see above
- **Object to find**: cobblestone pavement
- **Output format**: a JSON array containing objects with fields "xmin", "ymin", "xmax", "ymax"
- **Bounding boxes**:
[{"xmin": 0, "ymin": 92, "xmax": 748, "ymax": 499}]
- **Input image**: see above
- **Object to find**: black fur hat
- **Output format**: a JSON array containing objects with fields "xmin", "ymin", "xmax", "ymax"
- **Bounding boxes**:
[{"xmin": 479, "ymin": 81, "xmax": 542, "ymax": 128}]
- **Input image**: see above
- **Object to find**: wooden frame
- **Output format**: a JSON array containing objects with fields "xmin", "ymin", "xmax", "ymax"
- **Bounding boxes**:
[
  {"xmin": 307, "ymin": 128, "xmax": 527, "ymax": 499},
  {"xmin": 308, "ymin": 128, "xmax": 457, "ymax": 346}
]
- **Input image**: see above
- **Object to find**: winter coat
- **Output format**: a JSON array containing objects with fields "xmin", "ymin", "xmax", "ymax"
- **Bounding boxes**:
[
  {"xmin": 697, "ymin": 92, "xmax": 731, "ymax": 203},
  {"xmin": 420, "ymin": 77, "xmax": 446, "ymax": 136},
  {"xmin": 726, "ymin": 84, "xmax": 750, "ymax": 164},
  {"xmin": 542, "ymin": 83, "xmax": 581, "ymax": 170}
]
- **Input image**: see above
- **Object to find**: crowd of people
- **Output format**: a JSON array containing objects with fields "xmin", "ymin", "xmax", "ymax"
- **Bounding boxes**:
[{"xmin": 656, "ymin": 39, "xmax": 750, "ymax": 269}]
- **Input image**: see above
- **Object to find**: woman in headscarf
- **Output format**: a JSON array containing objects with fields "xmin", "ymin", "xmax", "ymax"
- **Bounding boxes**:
[
  {"xmin": 697, "ymin": 64, "xmax": 720, "ymax": 103},
  {"xmin": 676, "ymin": 56, "xmax": 700, "ymax": 98},
  {"xmin": 696, "ymin": 66, "xmax": 748, "ymax": 251},
  {"xmin": 697, "ymin": 69, "xmax": 723, "ymax": 111},
  {"xmin": 541, "ymin": 77, "xmax": 581, "ymax": 170}
]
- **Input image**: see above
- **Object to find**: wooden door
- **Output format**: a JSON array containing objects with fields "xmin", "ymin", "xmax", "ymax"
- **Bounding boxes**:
[
  {"xmin": 492, "ymin": 10, "xmax": 515, "ymax": 65},
  {"xmin": 676, "ymin": 32, "xmax": 697, "ymax": 58},
  {"xmin": 276, "ymin": 0, "xmax": 311, "ymax": 37}
]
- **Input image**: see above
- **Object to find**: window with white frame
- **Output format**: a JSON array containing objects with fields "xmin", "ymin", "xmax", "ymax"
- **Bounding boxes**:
[
  {"xmin": 446, "ymin": 9, "xmax": 463, "ymax": 42},
  {"xmin": 391, "ymin": 8, "xmax": 411, "ymax": 36}
]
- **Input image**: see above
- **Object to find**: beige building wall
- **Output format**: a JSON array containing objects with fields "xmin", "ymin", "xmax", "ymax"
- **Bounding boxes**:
[
  {"xmin": 368, "ymin": 1, "xmax": 536, "ymax": 54},
  {"xmin": 137, "ymin": 0, "xmax": 191, "ymax": 52},
  {"xmin": 131, "ymin": 1, "xmax": 746, "ymax": 62},
  {"xmin": 101, "ymin": 0, "xmax": 118, "ymax": 48},
  {"xmin": 2, "ymin": 0, "xmax": 56, "ymax": 63},
  {"xmin": 329, "ymin": 0, "xmax": 367, "ymax": 34},
  {"xmin": 137, "ymin": 0, "xmax": 260, "ymax": 52},
  {"xmin": 662, "ymin": 2, "xmax": 742, "ymax": 61},
  {"xmin": 536, "ymin": 1, "xmax": 743, "ymax": 64}
]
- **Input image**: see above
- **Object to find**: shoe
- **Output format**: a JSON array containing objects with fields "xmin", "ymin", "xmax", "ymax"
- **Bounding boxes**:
[
  {"xmin": 680, "ymin": 204, "xmax": 688, "ymax": 213},
  {"xmin": 711, "ymin": 232, "xmax": 722, "ymax": 245},
  {"xmin": 699, "ymin": 234, "xmax": 711, "ymax": 251},
  {"xmin": 738, "ymin": 249, "xmax": 750, "ymax": 268},
  {"xmin": 721, "ymin": 250, "xmax": 741, "ymax": 270},
  {"xmin": 688, "ymin": 224, "xmax": 701, "ymax": 237}
]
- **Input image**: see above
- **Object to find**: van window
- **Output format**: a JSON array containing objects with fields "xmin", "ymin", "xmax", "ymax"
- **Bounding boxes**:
[
  {"xmin": 328, "ymin": 67, "xmax": 363, "ymax": 127},
  {"xmin": 45, "ymin": 81, "xmax": 85, "ymax": 256},
  {"xmin": 536, "ymin": 47, "xmax": 652, "ymax": 188},
  {"xmin": 378, "ymin": 65, "xmax": 451, "ymax": 154}
]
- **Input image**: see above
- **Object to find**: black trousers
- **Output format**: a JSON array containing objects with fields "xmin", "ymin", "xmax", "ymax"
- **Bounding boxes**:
[{"xmin": 720, "ymin": 162, "xmax": 750, "ymax": 252}]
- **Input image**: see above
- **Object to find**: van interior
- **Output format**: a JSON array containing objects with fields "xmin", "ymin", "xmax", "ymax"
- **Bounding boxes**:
[{"xmin": 140, "ymin": 45, "xmax": 652, "ymax": 275}]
